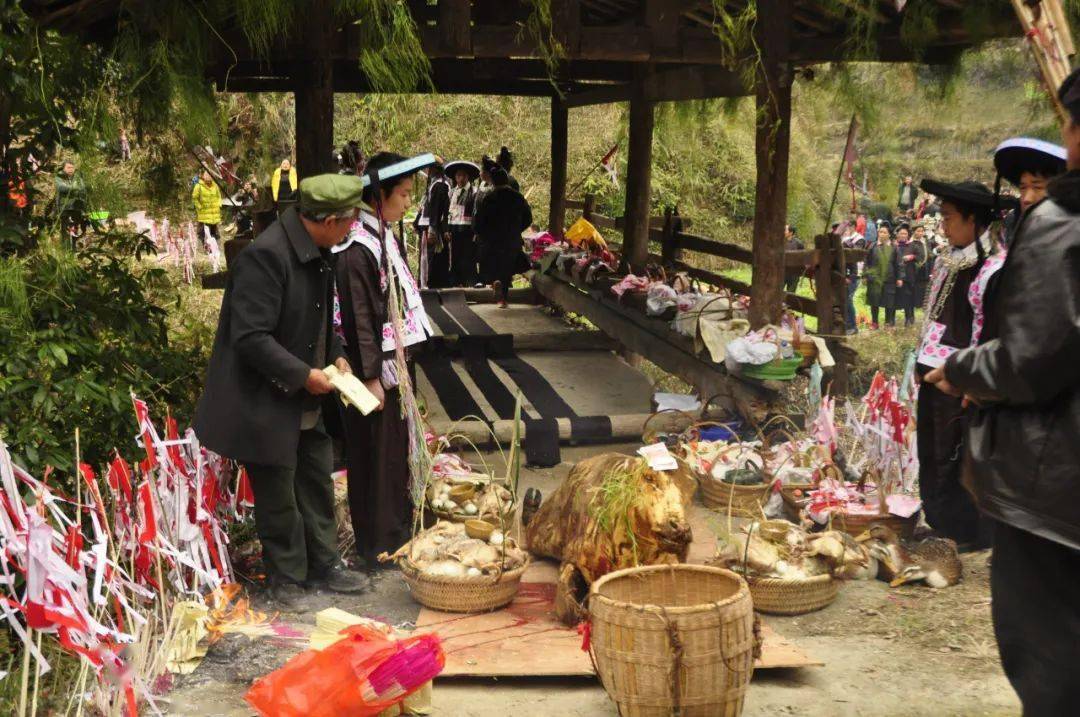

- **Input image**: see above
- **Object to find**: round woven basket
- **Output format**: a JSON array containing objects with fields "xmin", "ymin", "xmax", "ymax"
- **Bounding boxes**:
[
  {"xmin": 400, "ymin": 557, "xmax": 530, "ymax": 613},
  {"xmin": 747, "ymin": 574, "xmax": 838, "ymax": 616},
  {"xmin": 588, "ymin": 565, "xmax": 757, "ymax": 717},
  {"xmin": 831, "ymin": 510, "xmax": 917, "ymax": 540},
  {"xmin": 699, "ymin": 477, "xmax": 773, "ymax": 517}
]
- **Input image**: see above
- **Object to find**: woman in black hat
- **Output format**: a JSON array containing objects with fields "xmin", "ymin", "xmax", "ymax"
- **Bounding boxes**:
[
  {"xmin": 333, "ymin": 152, "xmax": 436, "ymax": 566},
  {"xmin": 913, "ymin": 178, "xmax": 1006, "ymax": 550},
  {"xmin": 993, "ymin": 137, "xmax": 1067, "ymax": 246}
]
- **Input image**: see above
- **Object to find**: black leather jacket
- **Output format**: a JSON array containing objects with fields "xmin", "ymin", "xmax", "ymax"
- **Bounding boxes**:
[{"xmin": 944, "ymin": 171, "xmax": 1080, "ymax": 550}]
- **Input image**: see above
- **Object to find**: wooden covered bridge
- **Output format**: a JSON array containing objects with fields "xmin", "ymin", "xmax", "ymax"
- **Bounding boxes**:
[{"xmin": 30, "ymin": 0, "xmax": 1027, "ymax": 456}]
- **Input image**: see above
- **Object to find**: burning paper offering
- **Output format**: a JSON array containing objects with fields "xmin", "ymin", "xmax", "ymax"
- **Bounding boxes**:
[{"xmin": 324, "ymin": 365, "xmax": 380, "ymax": 415}]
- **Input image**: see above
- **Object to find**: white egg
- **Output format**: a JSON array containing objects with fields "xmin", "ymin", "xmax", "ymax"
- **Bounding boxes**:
[
  {"xmin": 464, "ymin": 502, "xmax": 478, "ymax": 515},
  {"xmin": 466, "ymin": 567, "xmax": 482, "ymax": 577},
  {"xmin": 490, "ymin": 531, "xmax": 505, "ymax": 546}
]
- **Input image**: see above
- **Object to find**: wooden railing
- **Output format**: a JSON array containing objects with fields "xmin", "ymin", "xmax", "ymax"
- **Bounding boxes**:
[{"xmin": 566, "ymin": 194, "xmax": 862, "ymax": 325}]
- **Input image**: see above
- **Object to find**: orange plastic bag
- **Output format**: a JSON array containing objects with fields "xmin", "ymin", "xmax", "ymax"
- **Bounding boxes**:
[{"xmin": 245, "ymin": 624, "xmax": 444, "ymax": 717}]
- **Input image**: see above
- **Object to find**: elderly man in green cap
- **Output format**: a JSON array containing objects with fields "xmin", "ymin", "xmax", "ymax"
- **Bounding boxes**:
[{"xmin": 194, "ymin": 173, "xmax": 369, "ymax": 606}]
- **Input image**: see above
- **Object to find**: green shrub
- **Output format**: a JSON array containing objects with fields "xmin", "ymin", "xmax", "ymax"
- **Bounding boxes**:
[{"xmin": 0, "ymin": 229, "xmax": 205, "ymax": 486}]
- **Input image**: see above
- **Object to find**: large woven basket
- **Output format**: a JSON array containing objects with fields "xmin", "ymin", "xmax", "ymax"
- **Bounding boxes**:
[
  {"xmin": 830, "ymin": 510, "xmax": 917, "ymax": 540},
  {"xmin": 747, "ymin": 574, "xmax": 838, "ymax": 616},
  {"xmin": 588, "ymin": 565, "xmax": 758, "ymax": 717},
  {"xmin": 400, "ymin": 557, "xmax": 530, "ymax": 613},
  {"xmin": 699, "ymin": 477, "xmax": 773, "ymax": 518}
]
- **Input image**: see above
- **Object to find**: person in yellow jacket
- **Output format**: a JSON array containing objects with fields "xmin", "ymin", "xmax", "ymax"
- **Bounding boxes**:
[
  {"xmin": 192, "ymin": 171, "xmax": 222, "ymax": 239},
  {"xmin": 271, "ymin": 159, "xmax": 299, "ymax": 205}
]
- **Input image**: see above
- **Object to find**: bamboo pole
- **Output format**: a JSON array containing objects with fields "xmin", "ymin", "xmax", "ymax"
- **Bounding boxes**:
[
  {"xmin": 17, "ymin": 623, "xmax": 31, "ymax": 716},
  {"xmin": 1011, "ymin": 0, "xmax": 1073, "ymax": 125},
  {"xmin": 29, "ymin": 632, "xmax": 43, "ymax": 717}
]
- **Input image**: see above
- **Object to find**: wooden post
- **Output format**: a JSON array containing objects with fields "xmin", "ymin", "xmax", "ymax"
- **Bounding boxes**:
[
  {"xmin": 660, "ymin": 206, "xmax": 680, "ymax": 267},
  {"xmin": 749, "ymin": 0, "xmax": 794, "ymax": 328},
  {"xmin": 550, "ymin": 95, "xmax": 569, "ymax": 237},
  {"xmin": 622, "ymin": 63, "xmax": 655, "ymax": 272},
  {"xmin": 830, "ymin": 233, "xmax": 849, "ymax": 393},
  {"xmin": 295, "ymin": 0, "xmax": 335, "ymax": 176},
  {"xmin": 814, "ymin": 234, "xmax": 835, "ymax": 334},
  {"xmin": 552, "ymin": 0, "xmax": 582, "ymax": 57},
  {"xmin": 439, "ymin": 0, "xmax": 472, "ymax": 56},
  {"xmin": 582, "ymin": 193, "xmax": 596, "ymax": 222}
]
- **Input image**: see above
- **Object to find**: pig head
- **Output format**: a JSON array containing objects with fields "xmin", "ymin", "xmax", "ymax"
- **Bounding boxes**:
[{"xmin": 526, "ymin": 453, "xmax": 695, "ymax": 585}]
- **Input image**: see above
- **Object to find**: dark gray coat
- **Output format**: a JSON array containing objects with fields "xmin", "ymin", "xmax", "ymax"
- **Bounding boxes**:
[
  {"xmin": 945, "ymin": 172, "xmax": 1080, "ymax": 550},
  {"xmin": 193, "ymin": 208, "xmax": 345, "ymax": 467}
]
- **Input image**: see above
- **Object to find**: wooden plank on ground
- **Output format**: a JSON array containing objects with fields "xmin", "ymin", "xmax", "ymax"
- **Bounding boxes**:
[{"xmin": 415, "ymin": 557, "xmax": 821, "ymax": 677}]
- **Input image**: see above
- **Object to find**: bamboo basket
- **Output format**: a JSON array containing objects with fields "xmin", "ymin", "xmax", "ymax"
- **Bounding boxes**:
[
  {"xmin": 747, "ymin": 574, "xmax": 838, "ymax": 616},
  {"xmin": 588, "ymin": 565, "xmax": 758, "ymax": 717},
  {"xmin": 700, "ymin": 477, "xmax": 773, "ymax": 517},
  {"xmin": 400, "ymin": 557, "xmax": 530, "ymax": 613},
  {"xmin": 830, "ymin": 510, "xmax": 917, "ymax": 540}
]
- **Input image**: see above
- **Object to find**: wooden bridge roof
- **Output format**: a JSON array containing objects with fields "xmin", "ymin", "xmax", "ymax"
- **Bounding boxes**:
[{"xmin": 26, "ymin": 1, "xmax": 1021, "ymax": 105}]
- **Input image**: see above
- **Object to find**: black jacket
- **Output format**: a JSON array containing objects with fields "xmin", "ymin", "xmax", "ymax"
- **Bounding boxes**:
[
  {"xmin": 473, "ymin": 186, "xmax": 532, "ymax": 255},
  {"xmin": 945, "ymin": 171, "xmax": 1080, "ymax": 550},
  {"xmin": 414, "ymin": 178, "xmax": 450, "ymax": 238},
  {"xmin": 193, "ymin": 208, "xmax": 345, "ymax": 468},
  {"xmin": 886, "ymin": 239, "xmax": 925, "ymax": 306}
]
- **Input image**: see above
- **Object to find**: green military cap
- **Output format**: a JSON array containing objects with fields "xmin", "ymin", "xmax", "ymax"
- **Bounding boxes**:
[{"xmin": 298, "ymin": 173, "xmax": 366, "ymax": 214}]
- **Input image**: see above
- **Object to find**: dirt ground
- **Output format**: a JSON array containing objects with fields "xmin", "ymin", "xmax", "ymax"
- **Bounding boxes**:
[{"xmin": 165, "ymin": 443, "xmax": 1020, "ymax": 717}]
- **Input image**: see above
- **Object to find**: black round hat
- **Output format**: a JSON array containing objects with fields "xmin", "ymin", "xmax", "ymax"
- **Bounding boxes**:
[
  {"xmin": 444, "ymin": 160, "xmax": 481, "ymax": 181},
  {"xmin": 919, "ymin": 178, "xmax": 1017, "ymax": 212},
  {"xmin": 993, "ymin": 137, "xmax": 1067, "ymax": 186}
]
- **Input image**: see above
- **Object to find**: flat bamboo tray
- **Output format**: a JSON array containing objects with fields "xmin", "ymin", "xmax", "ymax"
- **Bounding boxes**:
[{"xmin": 747, "ymin": 574, "xmax": 838, "ymax": 616}]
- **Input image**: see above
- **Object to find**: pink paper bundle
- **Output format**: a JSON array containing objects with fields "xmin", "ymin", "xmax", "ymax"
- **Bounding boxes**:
[{"xmin": 610, "ymin": 274, "xmax": 650, "ymax": 297}]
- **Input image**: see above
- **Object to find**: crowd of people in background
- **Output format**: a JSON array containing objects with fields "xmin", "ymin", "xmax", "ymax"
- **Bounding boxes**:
[
  {"xmin": 785, "ymin": 176, "xmax": 985, "ymax": 335},
  {"xmin": 410, "ymin": 147, "xmax": 532, "ymax": 306}
]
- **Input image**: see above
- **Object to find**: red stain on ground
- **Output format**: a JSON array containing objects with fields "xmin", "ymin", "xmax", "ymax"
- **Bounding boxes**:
[{"xmin": 503, "ymin": 582, "xmax": 558, "ymax": 624}]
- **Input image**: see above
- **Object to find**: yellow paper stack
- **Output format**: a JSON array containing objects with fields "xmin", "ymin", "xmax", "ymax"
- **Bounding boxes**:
[
  {"xmin": 324, "ymin": 365, "xmax": 381, "ymax": 414},
  {"xmin": 165, "ymin": 601, "xmax": 210, "ymax": 674}
]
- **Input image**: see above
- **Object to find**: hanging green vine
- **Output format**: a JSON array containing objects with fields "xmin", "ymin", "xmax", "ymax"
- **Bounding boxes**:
[{"xmin": 521, "ymin": 0, "xmax": 565, "ymax": 91}]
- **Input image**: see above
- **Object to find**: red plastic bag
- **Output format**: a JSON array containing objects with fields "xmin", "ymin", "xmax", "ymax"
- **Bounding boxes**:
[{"xmin": 245, "ymin": 624, "xmax": 444, "ymax": 717}]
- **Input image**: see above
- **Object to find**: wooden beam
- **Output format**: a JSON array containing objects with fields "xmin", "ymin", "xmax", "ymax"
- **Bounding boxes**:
[
  {"xmin": 550, "ymin": 95, "xmax": 570, "ymax": 237},
  {"xmin": 439, "ymin": 0, "xmax": 472, "ymax": 56},
  {"xmin": 749, "ymin": 0, "xmax": 793, "ymax": 329},
  {"xmin": 533, "ymin": 272, "xmax": 763, "ymax": 403},
  {"xmin": 622, "ymin": 64, "xmax": 655, "ymax": 271},
  {"xmin": 551, "ymin": 0, "xmax": 582, "ymax": 57},
  {"xmin": 647, "ymin": 0, "xmax": 683, "ymax": 55},
  {"xmin": 563, "ymin": 64, "xmax": 749, "ymax": 107},
  {"xmin": 294, "ymin": 0, "xmax": 336, "ymax": 175}
]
